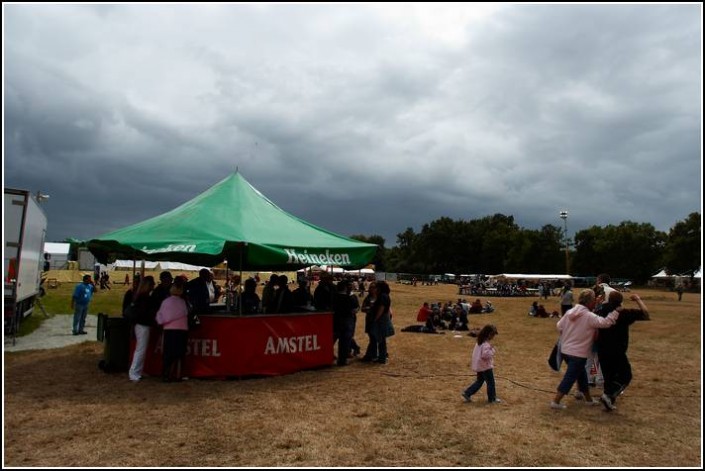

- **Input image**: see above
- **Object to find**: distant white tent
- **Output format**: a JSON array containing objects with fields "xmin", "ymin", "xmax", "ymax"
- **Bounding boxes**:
[
  {"xmin": 297, "ymin": 265, "xmax": 323, "ymax": 273},
  {"xmin": 319, "ymin": 265, "xmax": 345, "ymax": 273},
  {"xmin": 492, "ymin": 274, "xmax": 573, "ymax": 280},
  {"xmin": 158, "ymin": 261, "xmax": 207, "ymax": 272},
  {"xmin": 112, "ymin": 260, "xmax": 207, "ymax": 271},
  {"xmin": 344, "ymin": 268, "xmax": 375, "ymax": 275},
  {"xmin": 113, "ymin": 260, "xmax": 159, "ymax": 270},
  {"xmin": 44, "ymin": 242, "xmax": 71, "ymax": 269},
  {"xmin": 676, "ymin": 267, "xmax": 702, "ymax": 279},
  {"xmin": 651, "ymin": 269, "xmax": 672, "ymax": 279}
]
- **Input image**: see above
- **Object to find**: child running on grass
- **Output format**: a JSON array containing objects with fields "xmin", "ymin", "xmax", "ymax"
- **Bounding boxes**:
[{"xmin": 462, "ymin": 324, "xmax": 501, "ymax": 404}]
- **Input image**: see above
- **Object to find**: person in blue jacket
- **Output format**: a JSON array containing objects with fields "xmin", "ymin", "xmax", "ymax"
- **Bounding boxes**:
[{"xmin": 71, "ymin": 274, "xmax": 95, "ymax": 335}]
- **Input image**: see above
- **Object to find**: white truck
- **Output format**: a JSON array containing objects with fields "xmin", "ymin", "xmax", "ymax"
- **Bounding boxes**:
[{"xmin": 4, "ymin": 188, "xmax": 48, "ymax": 342}]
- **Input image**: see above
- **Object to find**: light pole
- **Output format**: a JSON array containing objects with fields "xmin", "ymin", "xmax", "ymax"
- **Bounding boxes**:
[{"xmin": 559, "ymin": 210, "xmax": 569, "ymax": 275}]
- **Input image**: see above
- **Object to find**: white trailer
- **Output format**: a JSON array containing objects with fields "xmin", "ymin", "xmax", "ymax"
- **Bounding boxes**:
[{"xmin": 4, "ymin": 188, "xmax": 48, "ymax": 341}]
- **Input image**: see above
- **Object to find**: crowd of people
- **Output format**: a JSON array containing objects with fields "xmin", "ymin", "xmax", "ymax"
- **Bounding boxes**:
[
  {"xmin": 75, "ymin": 268, "xmax": 651, "ymax": 414},
  {"xmin": 455, "ymin": 273, "xmax": 651, "ymax": 411},
  {"xmin": 459, "ymin": 280, "xmax": 562, "ymax": 297},
  {"xmin": 73, "ymin": 269, "xmax": 392, "ymax": 383},
  {"xmin": 311, "ymin": 274, "xmax": 393, "ymax": 366}
]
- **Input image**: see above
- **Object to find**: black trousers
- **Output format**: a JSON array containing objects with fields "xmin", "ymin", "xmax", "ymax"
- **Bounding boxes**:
[
  {"xmin": 162, "ymin": 330, "xmax": 188, "ymax": 379},
  {"xmin": 598, "ymin": 349, "xmax": 632, "ymax": 402}
]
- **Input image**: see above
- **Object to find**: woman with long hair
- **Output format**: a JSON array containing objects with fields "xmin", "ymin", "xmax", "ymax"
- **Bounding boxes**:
[
  {"xmin": 360, "ymin": 282, "xmax": 378, "ymax": 362},
  {"xmin": 127, "ymin": 275, "xmax": 157, "ymax": 382},
  {"xmin": 371, "ymin": 281, "xmax": 392, "ymax": 364}
]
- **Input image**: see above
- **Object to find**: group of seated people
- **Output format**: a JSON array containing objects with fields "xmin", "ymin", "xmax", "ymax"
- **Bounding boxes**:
[
  {"xmin": 527, "ymin": 301, "xmax": 560, "ymax": 318},
  {"xmin": 404, "ymin": 298, "xmax": 495, "ymax": 334}
]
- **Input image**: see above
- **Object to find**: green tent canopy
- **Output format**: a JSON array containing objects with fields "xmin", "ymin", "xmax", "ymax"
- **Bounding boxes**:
[{"xmin": 87, "ymin": 172, "xmax": 377, "ymax": 270}]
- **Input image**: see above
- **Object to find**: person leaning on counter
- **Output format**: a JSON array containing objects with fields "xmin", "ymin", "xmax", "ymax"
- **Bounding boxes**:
[{"xmin": 187, "ymin": 268, "xmax": 214, "ymax": 313}]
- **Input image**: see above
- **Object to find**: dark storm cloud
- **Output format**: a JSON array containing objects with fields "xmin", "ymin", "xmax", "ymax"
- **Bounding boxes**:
[{"xmin": 3, "ymin": 4, "xmax": 701, "ymax": 246}]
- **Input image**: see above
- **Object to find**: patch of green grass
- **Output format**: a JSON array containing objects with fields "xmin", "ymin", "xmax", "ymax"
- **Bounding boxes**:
[
  {"xmin": 16, "ymin": 284, "xmax": 126, "ymax": 337},
  {"xmin": 17, "ymin": 310, "xmax": 52, "ymax": 336}
]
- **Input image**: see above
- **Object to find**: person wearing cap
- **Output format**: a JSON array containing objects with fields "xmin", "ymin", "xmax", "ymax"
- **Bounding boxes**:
[{"xmin": 71, "ymin": 274, "xmax": 95, "ymax": 335}]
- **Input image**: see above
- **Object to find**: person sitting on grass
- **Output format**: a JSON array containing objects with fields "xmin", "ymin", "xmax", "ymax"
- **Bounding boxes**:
[
  {"xmin": 417, "ymin": 302, "xmax": 432, "ymax": 323},
  {"xmin": 469, "ymin": 299, "xmax": 483, "ymax": 314},
  {"xmin": 528, "ymin": 301, "xmax": 538, "ymax": 317},
  {"xmin": 535, "ymin": 304, "xmax": 549, "ymax": 318}
]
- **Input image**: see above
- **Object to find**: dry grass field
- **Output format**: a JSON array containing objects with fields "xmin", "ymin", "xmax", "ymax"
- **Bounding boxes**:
[{"xmin": 3, "ymin": 281, "xmax": 702, "ymax": 467}]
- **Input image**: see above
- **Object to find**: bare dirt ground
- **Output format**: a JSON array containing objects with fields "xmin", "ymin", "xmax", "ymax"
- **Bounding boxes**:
[{"xmin": 3, "ymin": 284, "xmax": 702, "ymax": 467}]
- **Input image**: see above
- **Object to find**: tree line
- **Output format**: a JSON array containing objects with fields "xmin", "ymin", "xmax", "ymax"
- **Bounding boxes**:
[{"xmin": 351, "ymin": 212, "xmax": 701, "ymax": 284}]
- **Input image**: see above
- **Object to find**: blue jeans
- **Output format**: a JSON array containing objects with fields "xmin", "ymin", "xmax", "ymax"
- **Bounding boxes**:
[
  {"xmin": 364, "ymin": 332, "xmax": 378, "ymax": 360},
  {"xmin": 464, "ymin": 369, "xmax": 496, "ymax": 402},
  {"xmin": 334, "ymin": 317, "xmax": 356, "ymax": 365},
  {"xmin": 375, "ymin": 315, "xmax": 390, "ymax": 361},
  {"xmin": 557, "ymin": 354, "xmax": 589, "ymax": 395},
  {"xmin": 72, "ymin": 304, "xmax": 89, "ymax": 334}
]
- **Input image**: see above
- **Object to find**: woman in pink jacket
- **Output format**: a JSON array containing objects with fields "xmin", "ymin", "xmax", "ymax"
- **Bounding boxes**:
[
  {"xmin": 156, "ymin": 278, "xmax": 190, "ymax": 382},
  {"xmin": 551, "ymin": 289, "xmax": 620, "ymax": 409}
]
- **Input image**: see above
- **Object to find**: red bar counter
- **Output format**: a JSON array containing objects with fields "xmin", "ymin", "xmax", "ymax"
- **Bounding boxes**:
[{"xmin": 138, "ymin": 311, "xmax": 334, "ymax": 378}]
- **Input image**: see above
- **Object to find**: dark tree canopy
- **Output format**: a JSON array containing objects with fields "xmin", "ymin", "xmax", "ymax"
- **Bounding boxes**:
[{"xmin": 355, "ymin": 212, "xmax": 699, "ymax": 283}]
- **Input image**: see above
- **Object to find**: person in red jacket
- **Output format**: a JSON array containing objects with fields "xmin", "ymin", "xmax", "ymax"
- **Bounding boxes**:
[{"xmin": 417, "ymin": 302, "xmax": 432, "ymax": 322}]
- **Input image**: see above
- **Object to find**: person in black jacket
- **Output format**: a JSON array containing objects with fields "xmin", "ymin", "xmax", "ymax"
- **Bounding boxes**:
[
  {"xmin": 151, "ymin": 271, "xmax": 173, "ymax": 310},
  {"xmin": 241, "ymin": 277, "xmax": 261, "ymax": 314},
  {"xmin": 332, "ymin": 280, "xmax": 355, "ymax": 366},
  {"xmin": 292, "ymin": 279, "xmax": 313, "ymax": 309},
  {"xmin": 272, "ymin": 275, "xmax": 294, "ymax": 314},
  {"xmin": 187, "ymin": 269, "xmax": 214, "ymax": 313},
  {"xmin": 313, "ymin": 274, "xmax": 334, "ymax": 311},
  {"xmin": 595, "ymin": 291, "xmax": 650, "ymax": 411}
]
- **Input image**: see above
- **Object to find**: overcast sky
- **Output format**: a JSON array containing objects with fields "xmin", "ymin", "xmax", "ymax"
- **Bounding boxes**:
[{"xmin": 4, "ymin": 4, "xmax": 702, "ymax": 246}]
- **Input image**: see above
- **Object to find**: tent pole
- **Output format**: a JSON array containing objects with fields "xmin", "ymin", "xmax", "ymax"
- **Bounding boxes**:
[
  {"xmin": 238, "ymin": 243, "xmax": 244, "ymax": 317},
  {"xmin": 225, "ymin": 259, "xmax": 230, "ymax": 312}
]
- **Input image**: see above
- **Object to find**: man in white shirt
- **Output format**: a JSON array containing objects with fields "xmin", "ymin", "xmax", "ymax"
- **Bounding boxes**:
[{"xmin": 596, "ymin": 273, "xmax": 617, "ymax": 304}]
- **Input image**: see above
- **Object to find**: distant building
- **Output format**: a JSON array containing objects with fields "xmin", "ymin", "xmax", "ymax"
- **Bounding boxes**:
[{"xmin": 44, "ymin": 242, "xmax": 71, "ymax": 269}]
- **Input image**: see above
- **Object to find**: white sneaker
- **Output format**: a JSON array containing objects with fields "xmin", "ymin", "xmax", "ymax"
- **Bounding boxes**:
[
  {"xmin": 490, "ymin": 398, "xmax": 502, "ymax": 404},
  {"xmin": 550, "ymin": 401, "xmax": 567, "ymax": 410},
  {"xmin": 600, "ymin": 393, "xmax": 616, "ymax": 411}
]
